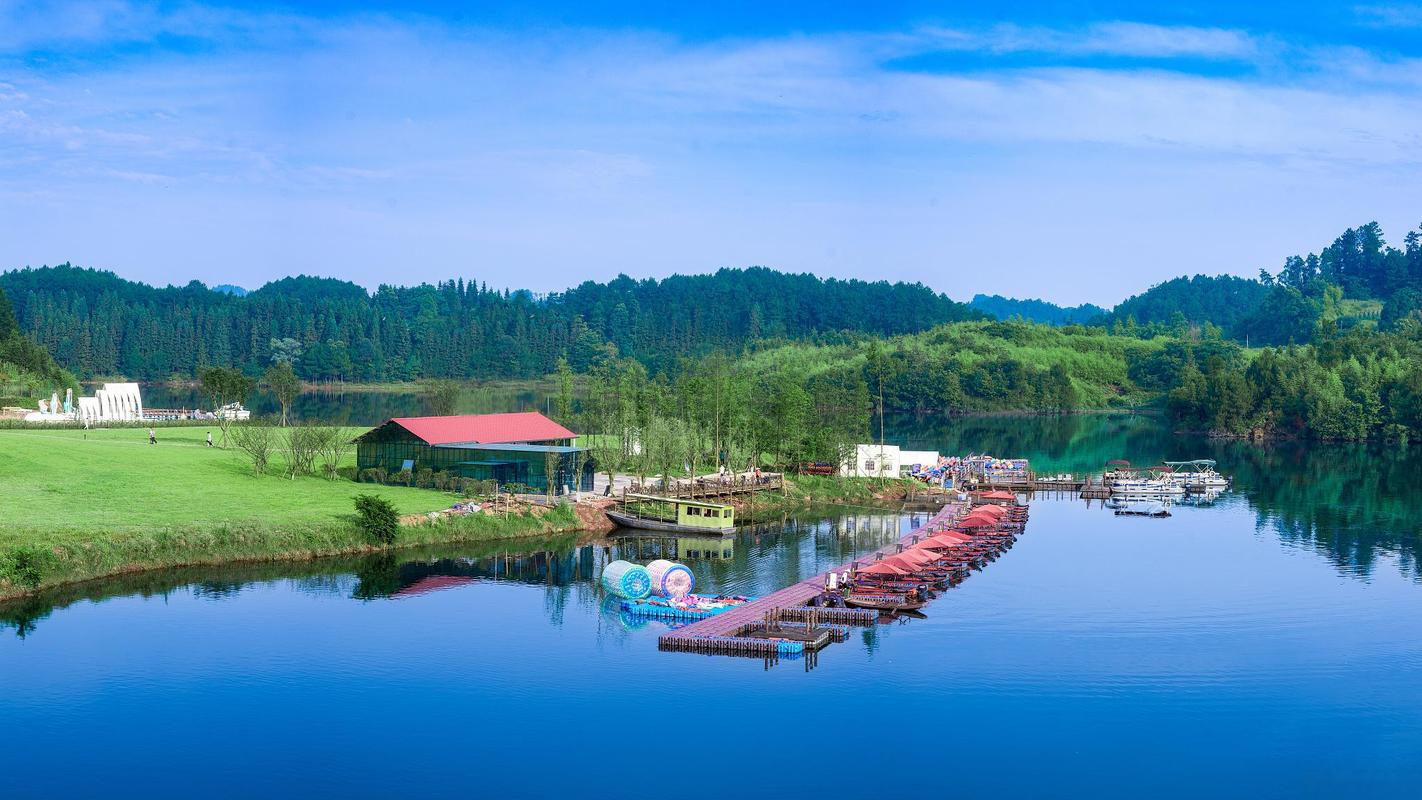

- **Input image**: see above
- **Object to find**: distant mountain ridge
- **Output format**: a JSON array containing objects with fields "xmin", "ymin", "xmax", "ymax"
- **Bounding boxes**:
[
  {"xmin": 970, "ymin": 294, "xmax": 1106, "ymax": 326},
  {"xmin": 0, "ymin": 264, "xmax": 984, "ymax": 381}
]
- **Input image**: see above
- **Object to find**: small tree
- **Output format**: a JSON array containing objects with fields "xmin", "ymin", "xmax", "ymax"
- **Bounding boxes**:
[
  {"xmin": 353, "ymin": 494, "xmax": 399, "ymax": 545},
  {"xmin": 231, "ymin": 423, "xmax": 276, "ymax": 475},
  {"xmin": 200, "ymin": 366, "xmax": 256, "ymax": 448},
  {"xmin": 423, "ymin": 379, "xmax": 462, "ymax": 416},
  {"xmin": 554, "ymin": 357, "xmax": 575, "ymax": 423},
  {"xmin": 263, "ymin": 361, "xmax": 301, "ymax": 426},
  {"xmin": 543, "ymin": 448, "xmax": 561, "ymax": 502},
  {"xmin": 315, "ymin": 427, "xmax": 353, "ymax": 480},
  {"xmin": 284, "ymin": 424, "xmax": 322, "ymax": 479}
]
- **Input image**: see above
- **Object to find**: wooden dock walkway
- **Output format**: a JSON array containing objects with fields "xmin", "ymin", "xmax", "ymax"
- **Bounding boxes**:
[{"xmin": 658, "ymin": 503, "xmax": 963, "ymax": 654}]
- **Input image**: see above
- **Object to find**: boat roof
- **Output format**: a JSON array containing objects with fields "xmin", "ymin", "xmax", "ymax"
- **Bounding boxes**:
[
  {"xmin": 1162, "ymin": 459, "xmax": 1217, "ymax": 469},
  {"xmin": 622, "ymin": 493, "xmax": 733, "ymax": 510}
]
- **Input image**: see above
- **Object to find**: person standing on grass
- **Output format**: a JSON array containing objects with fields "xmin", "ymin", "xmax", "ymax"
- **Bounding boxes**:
[
  {"xmin": 206, "ymin": 431, "xmax": 213, "ymax": 448},
  {"xmin": 148, "ymin": 428, "xmax": 157, "ymax": 445}
]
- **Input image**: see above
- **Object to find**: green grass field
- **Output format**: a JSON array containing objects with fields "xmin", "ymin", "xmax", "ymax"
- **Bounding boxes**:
[
  {"xmin": 0, "ymin": 426, "xmax": 441, "ymax": 530},
  {"xmin": 0, "ymin": 426, "xmax": 578, "ymax": 598}
]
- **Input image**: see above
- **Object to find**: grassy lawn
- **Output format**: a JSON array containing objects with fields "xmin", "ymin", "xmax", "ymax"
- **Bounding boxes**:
[
  {"xmin": 0, "ymin": 426, "xmax": 579, "ymax": 598},
  {"xmin": 0, "ymin": 426, "xmax": 443, "ymax": 531}
]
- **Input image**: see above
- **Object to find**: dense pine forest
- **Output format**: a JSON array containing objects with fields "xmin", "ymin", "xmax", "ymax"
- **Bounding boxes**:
[
  {"xmin": 0, "ymin": 287, "xmax": 77, "ymax": 405},
  {"xmin": 0, "ymin": 266, "xmax": 981, "ymax": 382}
]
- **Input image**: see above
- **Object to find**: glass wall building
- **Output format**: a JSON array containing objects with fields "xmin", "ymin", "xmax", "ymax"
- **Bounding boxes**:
[{"xmin": 354, "ymin": 412, "xmax": 594, "ymax": 495}]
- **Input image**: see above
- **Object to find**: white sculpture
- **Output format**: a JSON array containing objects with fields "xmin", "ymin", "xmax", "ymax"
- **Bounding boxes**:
[{"xmin": 29, "ymin": 382, "xmax": 145, "ymax": 424}]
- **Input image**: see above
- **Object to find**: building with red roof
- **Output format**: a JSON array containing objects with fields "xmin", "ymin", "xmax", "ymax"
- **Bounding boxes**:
[{"xmin": 354, "ymin": 412, "xmax": 591, "ymax": 495}]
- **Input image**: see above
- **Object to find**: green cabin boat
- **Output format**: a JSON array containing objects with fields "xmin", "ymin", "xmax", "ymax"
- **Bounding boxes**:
[{"xmin": 606, "ymin": 494, "xmax": 736, "ymax": 534}]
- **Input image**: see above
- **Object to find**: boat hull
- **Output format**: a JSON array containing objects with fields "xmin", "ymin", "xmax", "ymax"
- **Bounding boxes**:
[
  {"xmin": 606, "ymin": 509, "xmax": 734, "ymax": 534},
  {"xmin": 845, "ymin": 596, "xmax": 927, "ymax": 612}
]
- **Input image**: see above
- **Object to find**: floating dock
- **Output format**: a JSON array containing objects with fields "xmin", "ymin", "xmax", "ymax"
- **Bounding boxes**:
[{"xmin": 658, "ymin": 503, "xmax": 970, "ymax": 657}]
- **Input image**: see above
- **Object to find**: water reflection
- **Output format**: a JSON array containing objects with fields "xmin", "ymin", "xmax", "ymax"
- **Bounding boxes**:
[
  {"xmin": 891, "ymin": 411, "xmax": 1422, "ymax": 582},
  {"xmin": 1, "ymin": 512, "xmax": 912, "ymax": 638}
]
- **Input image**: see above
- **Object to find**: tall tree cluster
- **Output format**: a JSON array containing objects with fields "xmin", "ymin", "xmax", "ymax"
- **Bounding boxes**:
[{"xmin": 0, "ymin": 265, "xmax": 982, "ymax": 382}]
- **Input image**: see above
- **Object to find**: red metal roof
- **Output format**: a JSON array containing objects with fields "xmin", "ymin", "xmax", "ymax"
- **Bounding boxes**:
[{"xmin": 386, "ymin": 412, "xmax": 576, "ymax": 446}]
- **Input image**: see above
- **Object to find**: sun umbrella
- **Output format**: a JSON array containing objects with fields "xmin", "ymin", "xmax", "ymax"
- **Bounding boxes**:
[{"xmin": 858, "ymin": 561, "xmax": 910, "ymax": 576}]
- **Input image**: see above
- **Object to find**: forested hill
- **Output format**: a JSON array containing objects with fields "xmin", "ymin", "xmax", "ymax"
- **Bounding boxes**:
[
  {"xmin": 0, "ymin": 265, "xmax": 982, "ymax": 381},
  {"xmin": 1103, "ymin": 221, "xmax": 1422, "ymax": 345},
  {"xmin": 969, "ymin": 294, "xmax": 1106, "ymax": 325}
]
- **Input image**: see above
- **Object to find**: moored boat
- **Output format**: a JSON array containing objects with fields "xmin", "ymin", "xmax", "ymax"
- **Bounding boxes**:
[
  {"xmin": 844, "ymin": 594, "xmax": 927, "ymax": 612},
  {"xmin": 606, "ymin": 493, "xmax": 736, "ymax": 533}
]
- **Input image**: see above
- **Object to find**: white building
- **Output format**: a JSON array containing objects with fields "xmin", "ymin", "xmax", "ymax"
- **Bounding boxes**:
[
  {"xmin": 841, "ymin": 443, "xmax": 940, "ymax": 478},
  {"xmin": 27, "ymin": 382, "xmax": 144, "ymax": 424}
]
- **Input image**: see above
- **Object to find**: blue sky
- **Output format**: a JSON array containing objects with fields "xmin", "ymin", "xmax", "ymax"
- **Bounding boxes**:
[{"xmin": 3, "ymin": 1, "xmax": 1421, "ymax": 305}]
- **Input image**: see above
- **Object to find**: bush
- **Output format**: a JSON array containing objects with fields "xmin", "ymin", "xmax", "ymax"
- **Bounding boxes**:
[
  {"xmin": 392, "ymin": 469, "xmax": 412, "ymax": 486},
  {"xmin": 1, "ymin": 547, "xmax": 53, "ymax": 589},
  {"xmin": 353, "ymin": 494, "xmax": 399, "ymax": 545},
  {"xmin": 415, "ymin": 467, "xmax": 434, "ymax": 489},
  {"xmin": 360, "ymin": 467, "xmax": 387, "ymax": 484}
]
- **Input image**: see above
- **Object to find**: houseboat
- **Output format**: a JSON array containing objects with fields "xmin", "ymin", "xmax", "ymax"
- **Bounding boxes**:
[
  {"xmin": 606, "ymin": 494, "xmax": 736, "ymax": 534},
  {"xmin": 1111, "ymin": 477, "xmax": 1186, "ymax": 497},
  {"xmin": 1161, "ymin": 460, "xmax": 1231, "ymax": 492}
]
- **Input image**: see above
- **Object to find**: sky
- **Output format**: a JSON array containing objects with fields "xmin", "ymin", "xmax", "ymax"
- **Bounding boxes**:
[{"xmin": 2, "ymin": 1, "xmax": 1422, "ymax": 306}]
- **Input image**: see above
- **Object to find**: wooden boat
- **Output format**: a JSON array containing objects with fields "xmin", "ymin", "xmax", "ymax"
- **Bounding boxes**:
[
  {"xmin": 606, "ymin": 493, "xmax": 735, "ymax": 534},
  {"xmin": 844, "ymin": 594, "xmax": 927, "ymax": 612}
]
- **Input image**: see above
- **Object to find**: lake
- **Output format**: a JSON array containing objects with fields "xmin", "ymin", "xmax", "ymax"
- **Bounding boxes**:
[{"xmin": 4, "ymin": 413, "xmax": 1421, "ymax": 798}]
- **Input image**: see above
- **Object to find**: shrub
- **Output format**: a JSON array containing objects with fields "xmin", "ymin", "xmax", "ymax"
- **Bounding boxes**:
[
  {"xmin": 353, "ymin": 494, "xmax": 399, "ymax": 545},
  {"xmin": 415, "ymin": 467, "xmax": 434, "ymax": 489},
  {"xmin": 2, "ymin": 547, "xmax": 52, "ymax": 589},
  {"xmin": 391, "ymin": 469, "xmax": 412, "ymax": 486},
  {"xmin": 360, "ymin": 467, "xmax": 387, "ymax": 484}
]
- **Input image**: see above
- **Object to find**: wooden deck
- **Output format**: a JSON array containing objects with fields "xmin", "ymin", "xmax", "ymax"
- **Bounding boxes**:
[{"xmin": 658, "ymin": 503, "xmax": 962, "ymax": 650}]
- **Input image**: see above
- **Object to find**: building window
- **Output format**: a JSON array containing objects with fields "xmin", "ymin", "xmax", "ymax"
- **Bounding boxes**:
[{"xmin": 864, "ymin": 460, "xmax": 875, "ymax": 471}]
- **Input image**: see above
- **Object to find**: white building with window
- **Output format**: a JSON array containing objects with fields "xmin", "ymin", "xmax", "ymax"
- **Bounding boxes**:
[
  {"xmin": 842, "ymin": 444, "xmax": 900, "ymax": 478},
  {"xmin": 841, "ymin": 443, "xmax": 940, "ymax": 478}
]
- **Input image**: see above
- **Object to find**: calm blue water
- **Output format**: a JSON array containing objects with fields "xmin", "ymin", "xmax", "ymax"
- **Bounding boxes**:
[{"xmin": 5, "ymin": 416, "xmax": 1422, "ymax": 798}]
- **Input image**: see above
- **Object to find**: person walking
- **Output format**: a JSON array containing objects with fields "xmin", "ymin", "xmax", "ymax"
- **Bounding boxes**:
[
  {"xmin": 206, "ymin": 431, "xmax": 213, "ymax": 448},
  {"xmin": 148, "ymin": 428, "xmax": 157, "ymax": 445}
]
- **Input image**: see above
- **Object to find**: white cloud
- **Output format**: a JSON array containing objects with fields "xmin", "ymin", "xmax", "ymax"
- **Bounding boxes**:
[
  {"xmin": 1353, "ymin": 4, "xmax": 1422, "ymax": 28},
  {"xmin": 1, "ymin": 5, "xmax": 1421, "ymax": 302},
  {"xmin": 915, "ymin": 21, "xmax": 1262, "ymax": 60}
]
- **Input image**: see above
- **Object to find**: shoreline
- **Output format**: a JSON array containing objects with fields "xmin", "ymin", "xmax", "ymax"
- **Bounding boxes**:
[
  {"xmin": 0, "ymin": 505, "xmax": 584, "ymax": 604},
  {"xmin": 0, "ymin": 477, "xmax": 916, "ymax": 604}
]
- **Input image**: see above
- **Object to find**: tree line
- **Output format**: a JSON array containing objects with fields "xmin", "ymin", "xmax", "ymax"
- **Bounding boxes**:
[
  {"xmin": 0, "ymin": 286, "xmax": 77, "ymax": 403},
  {"xmin": 0, "ymin": 265, "xmax": 982, "ymax": 382},
  {"xmin": 1104, "ymin": 221, "xmax": 1422, "ymax": 345}
]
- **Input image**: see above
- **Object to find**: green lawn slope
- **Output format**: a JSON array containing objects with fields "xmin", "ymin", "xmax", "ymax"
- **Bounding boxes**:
[{"xmin": 0, "ymin": 426, "xmax": 577, "ymax": 598}]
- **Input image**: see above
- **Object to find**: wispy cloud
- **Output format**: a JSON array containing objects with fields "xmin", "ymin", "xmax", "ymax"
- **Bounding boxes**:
[
  {"xmin": 1, "ymin": 3, "xmax": 1421, "ymax": 303},
  {"xmin": 914, "ymin": 21, "xmax": 1263, "ymax": 60},
  {"xmin": 1353, "ymin": 4, "xmax": 1422, "ymax": 28}
]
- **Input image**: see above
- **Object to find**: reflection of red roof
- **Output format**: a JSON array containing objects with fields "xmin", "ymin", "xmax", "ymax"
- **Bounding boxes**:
[
  {"xmin": 392, "ymin": 575, "xmax": 476, "ymax": 598},
  {"xmin": 385, "ymin": 412, "xmax": 576, "ymax": 445}
]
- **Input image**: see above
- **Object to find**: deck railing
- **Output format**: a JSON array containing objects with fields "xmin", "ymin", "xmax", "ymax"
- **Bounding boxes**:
[{"xmin": 627, "ymin": 472, "xmax": 785, "ymax": 500}]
